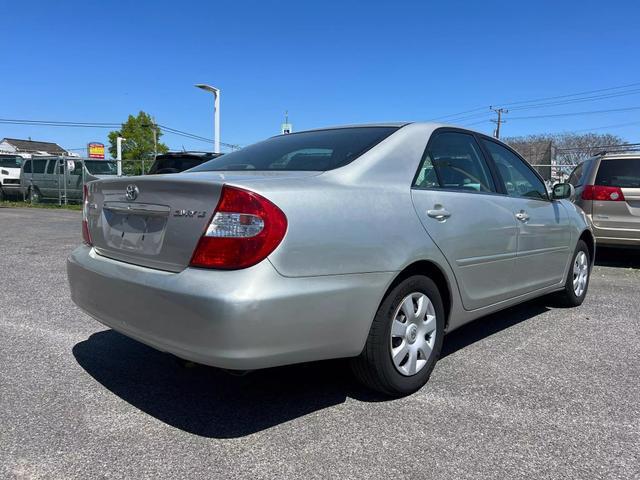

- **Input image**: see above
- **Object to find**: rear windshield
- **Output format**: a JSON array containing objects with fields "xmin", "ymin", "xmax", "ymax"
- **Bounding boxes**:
[
  {"xmin": 85, "ymin": 160, "xmax": 118, "ymax": 175},
  {"xmin": 190, "ymin": 127, "xmax": 400, "ymax": 172},
  {"xmin": 0, "ymin": 156, "xmax": 22, "ymax": 168},
  {"xmin": 595, "ymin": 159, "xmax": 640, "ymax": 188}
]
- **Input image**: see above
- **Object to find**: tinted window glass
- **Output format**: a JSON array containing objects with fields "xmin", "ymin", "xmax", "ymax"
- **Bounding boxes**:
[
  {"xmin": 191, "ymin": 127, "xmax": 399, "ymax": 172},
  {"xmin": 150, "ymin": 156, "xmax": 212, "ymax": 174},
  {"xmin": 595, "ymin": 159, "xmax": 640, "ymax": 188},
  {"xmin": 482, "ymin": 139, "xmax": 547, "ymax": 200},
  {"xmin": 23, "ymin": 160, "xmax": 32, "ymax": 173},
  {"xmin": 46, "ymin": 160, "xmax": 56, "ymax": 174},
  {"xmin": 32, "ymin": 160, "xmax": 46, "ymax": 174},
  {"xmin": 85, "ymin": 161, "xmax": 117, "ymax": 175},
  {"xmin": 0, "ymin": 156, "xmax": 22, "ymax": 168},
  {"xmin": 568, "ymin": 162, "xmax": 585, "ymax": 186},
  {"xmin": 414, "ymin": 132, "xmax": 496, "ymax": 192}
]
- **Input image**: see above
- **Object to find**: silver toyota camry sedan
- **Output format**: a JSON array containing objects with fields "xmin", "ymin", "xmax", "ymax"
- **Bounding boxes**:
[{"xmin": 67, "ymin": 123, "xmax": 594, "ymax": 396}]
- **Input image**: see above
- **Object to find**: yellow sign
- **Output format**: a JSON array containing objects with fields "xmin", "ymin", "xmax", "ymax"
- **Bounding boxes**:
[{"xmin": 88, "ymin": 142, "xmax": 105, "ymax": 159}]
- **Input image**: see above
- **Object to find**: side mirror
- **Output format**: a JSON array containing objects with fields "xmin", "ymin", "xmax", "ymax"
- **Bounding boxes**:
[{"xmin": 551, "ymin": 182, "xmax": 575, "ymax": 201}]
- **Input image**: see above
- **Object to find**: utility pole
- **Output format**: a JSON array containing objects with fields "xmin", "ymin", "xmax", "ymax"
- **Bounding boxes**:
[{"xmin": 490, "ymin": 106, "xmax": 508, "ymax": 139}]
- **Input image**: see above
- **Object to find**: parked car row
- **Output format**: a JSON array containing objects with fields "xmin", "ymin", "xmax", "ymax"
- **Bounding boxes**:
[{"xmin": 0, "ymin": 151, "xmax": 220, "ymax": 202}]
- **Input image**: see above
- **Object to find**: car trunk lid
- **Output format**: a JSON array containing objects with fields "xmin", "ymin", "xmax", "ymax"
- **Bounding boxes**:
[{"xmin": 86, "ymin": 171, "xmax": 318, "ymax": 272}]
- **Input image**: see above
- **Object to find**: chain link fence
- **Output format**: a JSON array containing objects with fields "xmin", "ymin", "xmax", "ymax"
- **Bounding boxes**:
[{"xmin": 18, "ymin": 157, "xmax": 153, "ymax": 205}]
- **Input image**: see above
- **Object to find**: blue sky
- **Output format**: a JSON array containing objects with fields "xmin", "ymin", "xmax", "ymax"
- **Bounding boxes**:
[{"xmin": 3, "ymin": 0, "xmax": 640, "ymax": 155}]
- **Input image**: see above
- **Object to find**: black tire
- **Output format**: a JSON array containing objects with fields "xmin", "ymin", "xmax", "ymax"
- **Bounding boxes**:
[
  {"xmin": 28, "ymin": 187, "xmax": 41, "ymax": 204},
  {"xmin": 0, "ymin": 187, "xmax": 5, "ymax": 202},
  {"xmin": 555, "ymin": 239, "xmax": 591, "ymax": 307},
  {"xmin": 351, "ymin": 275, "xmax": 445, "ymax": 397}
]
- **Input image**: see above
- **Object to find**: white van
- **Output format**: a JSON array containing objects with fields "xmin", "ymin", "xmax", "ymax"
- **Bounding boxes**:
[{"xmin": 0, "ymin": 154, "xmax": 25, "ymax": 200}]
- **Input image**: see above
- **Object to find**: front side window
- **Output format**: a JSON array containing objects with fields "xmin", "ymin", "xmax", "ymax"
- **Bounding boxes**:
[
  {"xmin": 191, "ymin": 127, "xmax": 399, "ymax": 172},
  {"xmin": 595, "ymin": 159, "xmax": 640, "ymax": 188},
  {"xmin": 414, "ymin": 132, "xmax": 496, "ymax": 193},
  {"xmin": 23, "ymin": 160, "xmax": 32, "ymax": 173},
  {"xmin": 46, "ymin": 160, "xmax": 56, "ymax": 174},
  {"xmin": 482, "ymin": 139, "xmax": 548, "ymax": 200}
]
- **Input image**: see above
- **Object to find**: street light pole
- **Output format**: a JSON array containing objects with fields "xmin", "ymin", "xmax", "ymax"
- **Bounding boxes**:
[
  {"xmin": 195, "ymin": 84, "xmax": 220, "ymax": 153},
  {"xmin": 116, "ymin": 136, "xmax": 125, "ymax": 176}
]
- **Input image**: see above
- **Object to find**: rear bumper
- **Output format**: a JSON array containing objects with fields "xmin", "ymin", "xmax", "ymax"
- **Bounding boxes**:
[
  {"xmin": 589, "ymin": 221, "xmax": 640, "ymax": 246},
  {"xmin": 67, "ymin": 246, "xmax": 393, "ymax": 370}
]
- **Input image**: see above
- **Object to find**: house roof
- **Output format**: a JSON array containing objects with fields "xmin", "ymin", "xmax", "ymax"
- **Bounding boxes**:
[{"xmin": 0, "ymin": 138, "xmax": 67, "ymax": 154}]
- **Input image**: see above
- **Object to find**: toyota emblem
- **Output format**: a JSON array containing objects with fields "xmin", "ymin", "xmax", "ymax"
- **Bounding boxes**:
[{"xmin": 125, "ymin": 184, "xmax": 139, "ymax": 201}]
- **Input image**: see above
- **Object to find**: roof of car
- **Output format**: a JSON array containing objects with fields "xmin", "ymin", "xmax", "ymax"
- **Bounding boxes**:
[
  {"xmin": 273, "ymin": 122, "xmax": 461, "ymax": 135},
  {"xmin": 156, "ymin": 151, "xmax": 222, "ymax": 158},
  {"xmin": 594, "ymin": 151, "xmax": 640, "ymax": 160}
]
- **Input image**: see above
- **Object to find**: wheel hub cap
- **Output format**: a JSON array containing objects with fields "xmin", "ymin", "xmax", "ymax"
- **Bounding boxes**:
[
  {"xmin": 572, "ymin": 251, "xmax": 589, "ymax": 297},
  {"xmin": 389, "ymin": 292, "xmax": 438, "ymax": 377},
  {"xmin": 406, "ymin": 324, "xmax": 418, "ymax": 344}
]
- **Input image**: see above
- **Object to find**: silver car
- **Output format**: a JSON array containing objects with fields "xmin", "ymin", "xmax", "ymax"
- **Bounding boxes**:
[
  {"xmin": 568, "ymin": 152, "xmax": 640, "ymax": 247},
  {"xmin": 67, "ymin": 123, "xmax": 594, "ymax": 396}
]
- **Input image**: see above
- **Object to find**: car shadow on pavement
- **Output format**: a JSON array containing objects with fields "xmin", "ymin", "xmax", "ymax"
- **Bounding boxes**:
[
  {"xmin": 73, "ymin": 330, "xmax": 373, "ymax": 438},
  {"xmin": 440, "ymin": 298, "xmax": 550, "ymax": 358},
  {"xmin": 594, "ymin": 246, "xmax": 640, "ymax": 269},
  {"xmin": 73, "ymin": 298, "xmax": 551, "ymax": 439}
]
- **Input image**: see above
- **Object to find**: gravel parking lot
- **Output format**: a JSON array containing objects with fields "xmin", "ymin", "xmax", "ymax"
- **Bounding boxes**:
[{"xmin": 1, "ymin": 207, "xmax": 639, "ymax": 479}]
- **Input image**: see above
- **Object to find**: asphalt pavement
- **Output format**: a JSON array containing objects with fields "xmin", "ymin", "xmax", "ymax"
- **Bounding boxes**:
[{"xmin": 1, "ymin": 207, "xmax": 638, "ymax": 479}]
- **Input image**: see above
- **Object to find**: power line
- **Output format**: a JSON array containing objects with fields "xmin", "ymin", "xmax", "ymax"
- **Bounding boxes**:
[
  {"xmin": 508, "ymin": 105, "xmax": 640, "ymax": 120},
  {"xmin": 0, "ymin": 117, "xmax": 241, "ymax": 150},
  {"xmin": 430, "ymin": 81, "xmax": 640, "ymax": 123},
  {"xmin": 499, "ymin": 81, "xmax": 640, "ymax": 108}
]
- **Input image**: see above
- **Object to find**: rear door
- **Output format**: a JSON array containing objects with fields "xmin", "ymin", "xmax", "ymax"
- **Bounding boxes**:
[
  {"xmin": 411, "ymin": 130, "xmax": 519, "ymax": 311},
  {"xmin": 481, "ymin": 138, "xmax": 571, "ymax": 293},
  {"xmin": 31, "ymin": 159, "xmax": 48, "ymax": 196},
  {"xmin": 592, "ymin": 158, "xmax": 640, "ymax": 239},
  {"xmin": 65, "ymin": 160, "xmax": 84, "ymax": 200},
  {"xmin": 42, "ymin": 159, "xmax": 57, "ymax": 197}
]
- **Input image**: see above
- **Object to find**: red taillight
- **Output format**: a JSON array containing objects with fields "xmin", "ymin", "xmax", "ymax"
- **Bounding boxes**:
[
  {"xmin": 82, "ymin": 185, "xmax": 92, "ymax": 245},
  {"xmin": 190, "ymin": 185, "xmax": 288, "ymax": 269},
  {"xmin": 581, "ymin": 185, "xmax": 625, "ymax": 202}
]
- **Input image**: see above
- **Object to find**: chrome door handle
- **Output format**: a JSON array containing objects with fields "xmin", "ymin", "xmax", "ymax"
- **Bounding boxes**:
[
  {"xmin": 427, "ymin": 209, "xmax": 451, "ymax": 221},
  {"xmin": 515, "ymin": 211, "xmax": 529, "ymax": 222}
]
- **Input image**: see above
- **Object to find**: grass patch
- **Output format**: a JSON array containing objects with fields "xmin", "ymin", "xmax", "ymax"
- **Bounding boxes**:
[{"xmin": 0, "ymin": 200, "xmax": 82, "ymax": 211}]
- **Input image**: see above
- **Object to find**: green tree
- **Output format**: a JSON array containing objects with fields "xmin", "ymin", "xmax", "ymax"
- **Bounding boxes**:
[{"xmin": 108, "ymin": 111, "xmax": 169, "ymax": 175}]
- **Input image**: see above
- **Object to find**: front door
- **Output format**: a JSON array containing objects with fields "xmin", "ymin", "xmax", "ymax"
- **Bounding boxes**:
[
  {"xmin": 481, "ymin": 138, "xmax": 571, "ymax": 293},
  {"xmin": 411, "ymin": 131, "xmax": 519, "ymax": 311}
]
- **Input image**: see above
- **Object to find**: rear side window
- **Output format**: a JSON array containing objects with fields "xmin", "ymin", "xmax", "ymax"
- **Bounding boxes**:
[
  {"xmin": 23, "ymin": 160, "xmax": 32, "ymax": 173},
  {"xmin": 32, "ymin": 160, "xmax": 46, "ymax": 174},
  {"xmin": 568, "ymin": 162, "xmax": 585, "ymax": 187},
  {"xmin": 482, "ymin": 139, "xmax": 548, "ymax": 200},
  {"xmin": 46, "ymin": 160, "xmax": 56, "ymax": 174},
  {"xmin": 191, "ymin": 127, "xmax": 399, "ymax": 172},
  {"xmin": 414, "ymin": 132, "xmax": 496, "ymax": 193},
  {"xmin": 595, "ymin": 159, "xmax": 640, "ymax": 188}
]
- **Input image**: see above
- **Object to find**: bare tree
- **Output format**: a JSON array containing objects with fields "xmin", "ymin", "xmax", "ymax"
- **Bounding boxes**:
[{"xmin": 504, "ymin": 132, "xmax": 627, "ymax": 167}]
